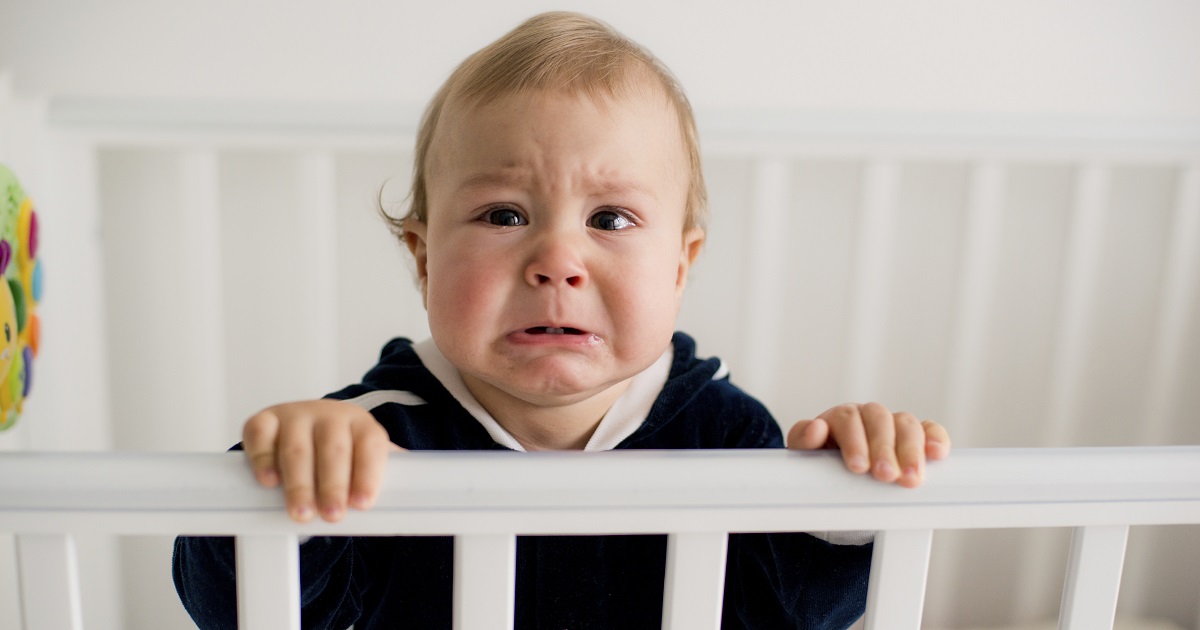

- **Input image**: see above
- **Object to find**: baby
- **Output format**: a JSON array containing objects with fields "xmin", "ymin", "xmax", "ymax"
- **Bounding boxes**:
[{"xmin": 174, "ymin": 11, "xmax": 949, "ymax": 629}]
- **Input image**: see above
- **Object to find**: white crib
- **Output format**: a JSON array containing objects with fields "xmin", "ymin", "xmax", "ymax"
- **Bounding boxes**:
[
  {"xmin": 2, "ymin": 84, "xmax": 1200, "ymax": 628},
  {"xmin": 1, "ymin": 447, "xmax": 1198, "ymax": 630}
]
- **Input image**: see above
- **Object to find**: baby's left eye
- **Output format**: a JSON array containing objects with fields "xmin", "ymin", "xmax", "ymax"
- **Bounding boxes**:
[{"xmin": 588, "ymin": 210, "xmax": 633, "ymax": 231}]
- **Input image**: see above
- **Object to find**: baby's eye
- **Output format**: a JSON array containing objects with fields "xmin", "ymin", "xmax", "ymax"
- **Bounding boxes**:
[
  {"xmin": 588, "ymin": 209, "xmax": 633, "ymax": 231},
  {"xmin": 483, "ymin": 207, "xmax": 527, "ymax": 227}
]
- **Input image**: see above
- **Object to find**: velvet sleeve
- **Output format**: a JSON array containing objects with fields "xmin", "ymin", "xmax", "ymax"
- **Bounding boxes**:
[
  {"xmin": 172, "ymin": 533, "xmax": 361, "ymax": 629},
  {"xmin": 723, "ymin": 531, "xmax": 872, "ymax": 630}
]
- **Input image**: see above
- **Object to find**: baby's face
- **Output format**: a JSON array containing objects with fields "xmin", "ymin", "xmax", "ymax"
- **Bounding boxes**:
[{"xmin": 406, "ymin": 87, "xmax": 703, "ymax": 409}]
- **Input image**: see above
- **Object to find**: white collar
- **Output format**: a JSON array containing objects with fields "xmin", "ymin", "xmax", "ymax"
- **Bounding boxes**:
[{"xmin": 412, "ymin": 339, "xmax": 673, "ymax": 451}]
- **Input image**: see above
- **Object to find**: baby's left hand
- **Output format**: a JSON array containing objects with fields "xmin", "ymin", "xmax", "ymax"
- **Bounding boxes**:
[{"xmin": 787, "ymin": 402, "xmax": 950, "ymax": 488}]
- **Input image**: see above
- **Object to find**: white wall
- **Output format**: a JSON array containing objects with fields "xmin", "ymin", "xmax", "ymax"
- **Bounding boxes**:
[{"xmin": 2, "ymin": 0, "xmax": 1200, "ymax": 118}]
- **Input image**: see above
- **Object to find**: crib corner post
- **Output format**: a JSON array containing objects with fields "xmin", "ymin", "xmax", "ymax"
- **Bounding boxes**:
[{"xmin": 15, "ymin": 533, "xmax": 84, "ymax": 630}]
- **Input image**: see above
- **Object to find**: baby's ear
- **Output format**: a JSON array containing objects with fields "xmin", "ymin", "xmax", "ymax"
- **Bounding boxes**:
[
  {"xmin": 402, "ymin": 218, "xmax": 430, "ymax": 303},
  {"xmin": 676, "ymin": 226, "xmax": 705, "ymax": 294}
]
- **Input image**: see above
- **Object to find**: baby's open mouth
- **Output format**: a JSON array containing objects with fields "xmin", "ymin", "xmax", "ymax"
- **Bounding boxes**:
[{"xmin": 526, "ymin": 326, "xmax": 585, "ymax": 335}]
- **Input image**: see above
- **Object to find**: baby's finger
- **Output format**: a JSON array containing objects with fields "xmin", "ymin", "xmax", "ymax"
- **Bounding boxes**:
[
  {"xmin": 822, "ymin": 404, "xmax": 870, "ymax": 474},
  {"xmin": 277, "ymin": 423, "xmax": 317, "ymax": 523},
  {"xmin": 785, "ymin": 418, "xmax": 829, "ymax": 450},
  {"xmin": 859, "ymin": 402, "xmax": 900, "ymax": 482},
  {"xmin": 922, "ymin": 420, "xmax": 952, "ymax": 460},
  {"xmin": 349, "ymin": 422, "xmax": 393, "ymax": 510},
  {"xmin": 314, "ymin": 421, "xmax": 354, "ymax": 523},
  {"xmin": 242, "ymin": 411, "xmax": 281, "ymax": 488},
  {"xmin": 894, "ymin": 412, "xmax": 926, "ymax": 488}
]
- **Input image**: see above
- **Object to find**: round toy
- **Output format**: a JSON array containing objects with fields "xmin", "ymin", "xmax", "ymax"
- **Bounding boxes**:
[{"xmin": 0, "ymin": 164, "xmax": 43, "ymax": 431}]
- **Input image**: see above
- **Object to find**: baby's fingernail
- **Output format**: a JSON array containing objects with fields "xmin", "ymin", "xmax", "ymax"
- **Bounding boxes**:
[
  {"xmin": 350, "ymin": 493, "xmax": 372, "ymax": 510},
  {"xmin": 903, "ymin": 466, "xmax": 919, "ymax": 481},
  {"xmin": 322, "ymin": 504, "xmax": 344, "ymax": 521},
  {"xmin": 260, "ymin": 469, "xmax": 279, "ymax": 486},
  {"xmin": 291, "ymin": 503, "xmax": 314, "ymax": 522},
  {"xmin": 849, "ymin": 455, "xmax": 869, "ymax": 473},
  {"xmin": 874, "ymin": 460, "xmax": 896, "ymax": 478}
]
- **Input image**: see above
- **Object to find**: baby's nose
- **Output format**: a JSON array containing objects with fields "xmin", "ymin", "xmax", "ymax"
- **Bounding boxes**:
[{"xmin": 525, "ymin": 239, "xmax": 587, "ymax": 289}]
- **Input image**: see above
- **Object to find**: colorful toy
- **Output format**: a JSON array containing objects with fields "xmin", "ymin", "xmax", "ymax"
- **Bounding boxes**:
[{"xmin": 0, "ymin": 164, "xmax": 42, "ymax": 431}]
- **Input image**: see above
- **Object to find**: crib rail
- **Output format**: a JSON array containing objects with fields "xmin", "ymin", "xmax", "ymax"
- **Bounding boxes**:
[{"xmin": 2, "ymin": 447, "xmax": 1199, "ymax": 629}]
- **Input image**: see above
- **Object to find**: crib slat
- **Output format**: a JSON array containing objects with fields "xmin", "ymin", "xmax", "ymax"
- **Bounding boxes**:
[
  {"xmin": 1140, "ymin": 162, "xmax": 1200, "ymax": 441},
  {"xmin": 863, "ymin": 529, "xmax": 932, "ymax": 630},
  {"xmin": 741, "ymin": 158, "xmax": 790, "ymax": 398},
  {"xmin": 1058, "ymin": 525, "xmax": 1128, "ymax": 630},
  {"xmin": 15, "ymin": 534, "xmax": 83, "ymax": 630},
  {"xmin": 662, "ymin": 532, "xmax": 729, "ymax": 630},
  {"xmin": 1014, "ymin": 163, "xmax": 1112, "ymax": 616},
  {"xmin": 943, "ymin": 161, "xmax": 1006, "ymax": 444},
  {"xmin": 453, "ymin": 534, "xmax": 516, "ymax": 630},
  {"xmin": 236, "ymin": 534, "xmax": 300, "ymax": 630},
  {"xmin": 295, "ymin": 152, "xmax": 340, "ymax": 393},
  {"xmin": 844, "ymin": 160, "xmax": 899, "ymax": 400},
  {"xmin": 1043, "ymin": 162, "xmax": 1109, "ymax": 445}
]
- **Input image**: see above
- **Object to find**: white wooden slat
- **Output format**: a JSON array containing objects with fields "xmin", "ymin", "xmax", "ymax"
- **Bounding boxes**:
[
  {"xmin": 863, "ymin": 529, "xmax": 933, "ymax": 630},
  {"xmin": 1123, "ymin": 162, "xmax": 1200, "ymax": 616},
  {"xmin": 35, "ymin": 136, "xmax": 124, "ymax": 630},
  {"xmin": 1058, "ymin": 525, "xmax": 1129, "ymax": 630},
  {"xmin": 295, "ymin": 153, "xmax": 340, "ymax": 394},
  {"xmin": 15, "ymin": 534, "xmax": 83, "ymax": 630},
  {"xmin": 1043, "ymin": 162, "xmax": 1110, "ymax": 446},
  {"xmin": 942, "ymin": 161, "xmax": 1006, "ymax": 443},
  {"xmin": 928, "ymin": 162, "xmax": 1006, "ymax": 621},
  {"xmin": 739, "ymin": 158, "xmax": 791, "ymax": 399},
  {"xmin": 1013, "ymin": 163, "xmax": 1111, "ymax": 618},
  {"xmin": 236, "ymin": 534, "xmax": 301, "ymax": 630},
  {"xmin": 178, "ymin": 150, "xmax": 230, "ymax": 448},
  {"xmin": 662, "ymin": 532, "xmax": 729, "ymax": 630},
  {"xmin": 453, "ymin": 534, "xmax": 516, "ymax": 630},
  {"xmin": 32, "ymin": 137, "xmax": 113, "ymax": 451},
  {"xmin": 843, "ymin": 160, "xmax": 899, "ymax": 401},
  {"xmin": 1140, "ymin": 162, "xmax": 1200, "ymax": 441}
]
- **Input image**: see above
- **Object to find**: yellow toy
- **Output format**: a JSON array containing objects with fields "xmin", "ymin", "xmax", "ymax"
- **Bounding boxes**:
[{"xmin": 0, "ymin": 164, "xmax": 42, "ymax": 431}]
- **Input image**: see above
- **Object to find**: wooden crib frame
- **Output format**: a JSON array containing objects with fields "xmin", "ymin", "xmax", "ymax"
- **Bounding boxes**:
[
  {"xmin": 3, "ymin": 91, "xmax": 1200, "ymax": 629},
  {"xmin": 2, "ymin": 446, "xmax": 1198, "ymax": 630}
]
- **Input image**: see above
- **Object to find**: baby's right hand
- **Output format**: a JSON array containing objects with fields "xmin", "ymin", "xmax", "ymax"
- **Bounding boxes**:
[{"xmin": 242, "ymin": 399, "xmax": 401, "ymax": 523}]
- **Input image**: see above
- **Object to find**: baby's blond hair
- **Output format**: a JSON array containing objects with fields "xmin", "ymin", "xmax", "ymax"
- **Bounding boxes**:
[{"xmin": 386, "ymin": 11, "xmax": 707, "ymax": 236}]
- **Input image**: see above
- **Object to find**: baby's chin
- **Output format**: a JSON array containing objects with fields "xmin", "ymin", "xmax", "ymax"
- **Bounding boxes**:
[
  {"xmin": 494, "ymin": 365, "xmax": 632, "ymax": 405},
  {"xmin": 465, "ymin": 357, "xmax": 638, "ymax": 407}
]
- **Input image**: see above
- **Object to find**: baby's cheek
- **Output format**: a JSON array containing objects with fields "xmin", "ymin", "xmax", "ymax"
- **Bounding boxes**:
[{"xmin": 426, "ymin": 255, "xmax": 492, "ymax": 321}]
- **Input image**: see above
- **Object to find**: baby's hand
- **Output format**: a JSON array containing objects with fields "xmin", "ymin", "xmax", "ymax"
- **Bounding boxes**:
[
  {"xmin": 786, "ymin": 402, "xmax": 950, "ymax": 488},
  {"xmin": 242, "ymin": 399, "xmax": 401, "ymax": 523}
]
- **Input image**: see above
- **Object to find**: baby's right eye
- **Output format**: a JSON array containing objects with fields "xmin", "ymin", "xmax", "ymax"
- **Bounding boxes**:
[{"xmin": 482, "ymin": 207, "xmax": 527, "ymax": 227}]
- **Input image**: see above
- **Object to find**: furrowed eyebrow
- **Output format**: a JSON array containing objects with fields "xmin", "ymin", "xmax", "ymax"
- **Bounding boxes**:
[
  {"xmin": 589, "ymin": 181, "xmax": 655, "ymax": 201},
  {"xmin": 458, "ymin": 171, "xmax": 529, "ymax": 190},
  {"xmin": 457, "ymin": 171, "xmax": 656, "ymax": 202}
]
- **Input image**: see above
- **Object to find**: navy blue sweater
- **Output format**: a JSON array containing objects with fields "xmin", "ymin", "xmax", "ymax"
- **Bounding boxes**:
[{"xmin": 173, "ymin": 333, "xmax": 871, "ymax": 629}]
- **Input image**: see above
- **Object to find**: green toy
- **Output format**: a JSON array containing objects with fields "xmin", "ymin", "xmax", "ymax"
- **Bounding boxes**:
[{"xmin": 0, "ymin": 164, "xmax": 42, "ymax": 431}]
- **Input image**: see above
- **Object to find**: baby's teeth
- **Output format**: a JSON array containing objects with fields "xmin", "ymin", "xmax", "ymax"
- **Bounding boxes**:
[{"xmin": 545, "ymin": 327, "xmax": 565, "ymax": 335}]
